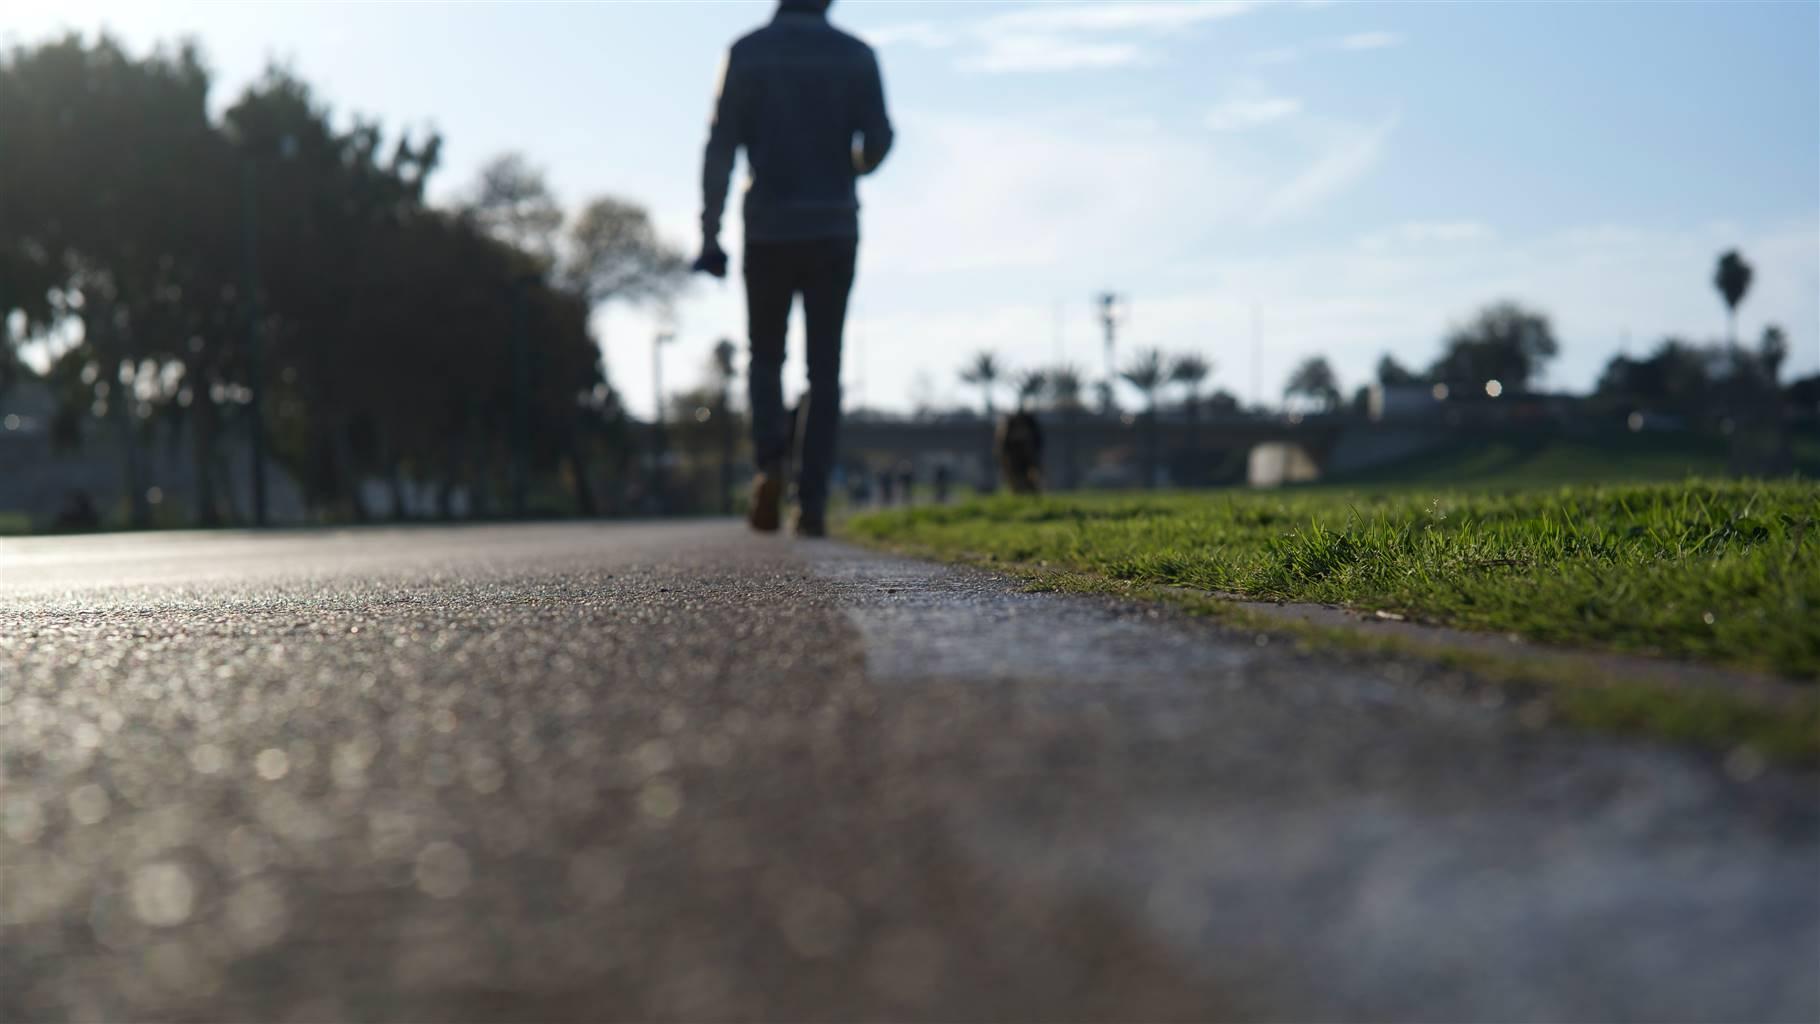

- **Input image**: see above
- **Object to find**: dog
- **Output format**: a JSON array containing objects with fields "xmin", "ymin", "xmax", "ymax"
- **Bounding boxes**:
[{"xmin": 995, "ymin": 410, "xmax": 1044, "ymax": 495}]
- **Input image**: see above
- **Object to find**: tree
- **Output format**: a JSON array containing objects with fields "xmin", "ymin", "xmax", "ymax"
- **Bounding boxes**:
[
  {"xmin": 563, "ymin": 196, "xmax": 688, "ymax": 310},
  {"xmin": 2, "ymin": 34, "xmax": 228, "ymax": 528},
  {"xmin": 1120, "ymin": 348, "xmax": 1166, "ymax": 406},
  {"xmin": 224, "ymin": 67, "xmax": 446, "ymax": 520},
  {"xmin": 1787, "ymin": 373, "xmax": 1820, "ymax": 413},
  {"xmin": 1284, "ymin": 355, "xmax": 1341, "ymax": 412},
  {"xmin": 1594, "ymin": 337, "xmax": 1743, "ymax": 422},
  {"xmin": 1120, "ymin": 348, "xmax": 1166, "ymax": 488},
  {"xmin": 959, "ymin": 351, "xmax": 1001, "ymax": 418},
  {"xmin": 1714, "ymin": 249, "xmax": 1753, "ymax": 351},
  {"xmin": 463, "ymin": 153, "xmax": 564, "ymax": 268},
  {"xmin": 559, "ymin": 197, "xmax": 686, "ymax": 510},
  {"xmin": 1169, "ymin": 353, "xmax": 1212, "ymax": 409},
  {"xmin": 1014, "ymin": 369, "xmax": 1048, "ymax": 411},
  {"xmin": 1169, "ymin": 353, "xmax": 1212, "ymax": 472},
  {"xmin": 0, "ymin": 36, "xmax": 649, "ymax": 530},
  {"xmin": 1375, "ymin": 354, "xmax": 1423, "ymax": 387},
  {"xmin": 1428, "ymin": 301, "xmax": 1558, "ymax": 394},
  {"xmin": 1759, "ymin": 324, "xmax": 1788, "ymax": 384}
]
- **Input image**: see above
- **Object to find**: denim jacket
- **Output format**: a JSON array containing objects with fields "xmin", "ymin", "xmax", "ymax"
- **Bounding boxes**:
[{"xmin": 700, "ymin": 7, "xmax": 894, "ymax": 245}]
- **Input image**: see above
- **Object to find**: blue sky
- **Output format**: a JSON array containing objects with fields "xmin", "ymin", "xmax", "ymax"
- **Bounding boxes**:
[{"xmin": 9, "ymin": 1, "xmax": 1817, "ymax": 416}]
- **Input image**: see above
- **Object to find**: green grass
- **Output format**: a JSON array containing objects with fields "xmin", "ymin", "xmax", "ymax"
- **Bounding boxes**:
[
  {"xmin": 1325, "ymin": 430, "xmax": 1820, "ymax": 489},
  {"xmin": 1331, "ymin": 433, "xmax": 1734, "ymax": 487},
  {"xmin": 845, "ymin": 480, "xmax": 1820, "ymax": 681}
]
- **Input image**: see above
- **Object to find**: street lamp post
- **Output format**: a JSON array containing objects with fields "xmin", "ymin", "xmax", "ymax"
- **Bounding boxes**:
[
  {"xmin": 241, "ymin": 157, "xmax": 268, "ymax": 527},
  {"xmin": 650, "ymin": 311, "xmax": 676, "ymax": 513},
  {"xmin": 507, "ymin": 272, "xmax": 537, "ymax": 519},
  {"xmin": 239, "ymin": 133, "xmax": 296, "ymax": 527},
  {"xmin": 1098, "ymin": 291, "xmax": 1125, "ymax": 414}
]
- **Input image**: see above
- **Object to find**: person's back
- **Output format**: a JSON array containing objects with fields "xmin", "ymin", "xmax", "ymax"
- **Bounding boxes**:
[
  {"xmin": 713, "ymin": 9, "xmax": 888, "ymax": 243},
  {"xmin": 697, "ymin": 0, "xmax": 893, "ymax": 536}
]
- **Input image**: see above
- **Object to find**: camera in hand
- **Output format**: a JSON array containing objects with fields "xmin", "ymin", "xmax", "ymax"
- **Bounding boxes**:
[{"xmin": 693, "ymin": 246, "xmax": 729, "ymax": 278}]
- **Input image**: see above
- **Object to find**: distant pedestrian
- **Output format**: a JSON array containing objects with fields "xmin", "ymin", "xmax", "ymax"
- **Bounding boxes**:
[
  {"xmin": 933, "ymin": 464, "xmax": 952, "ymax": 504},
  {"xmin": 694, "ymin": 0, "xmax": 895, "ymax": 538},
  {"xmin": 897, "ymin": 463, "xmax": 915, "ymax": 505},
  {"xmin": 877, "ymin": 470, "xmax": 895, "ymax": 506},
  {"xmin": 996, "ymin": 410, "xmax": 1045, "ymax": 494}
]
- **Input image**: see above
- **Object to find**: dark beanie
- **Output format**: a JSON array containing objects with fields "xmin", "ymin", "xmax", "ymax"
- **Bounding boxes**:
[{"xmin": 779, "ymin": 0, "xmax": 832, "ymax": 12}]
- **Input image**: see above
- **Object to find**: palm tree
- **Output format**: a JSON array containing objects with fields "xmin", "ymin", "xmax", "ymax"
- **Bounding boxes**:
[
  {"xmin": 1714, "ymin": 250, "xmax": 1753, "ymax": 352},
  {"xmin": 1120, "ymin": 348, "xmax": 1166, "ymax": 404},
  {"xmin": 1049, "ymin": 364, "xmax": 1084, "ymax": 490},
  {"xmin": 959, "ymin": 351, "xmax": 1002, "ymax": 419},
  {"xmin": 1169, "ymin": 353, "xmax": 1211, "ymax": 402},
  {"xmin": 1014, "ymin": 369, "xmax": 1048, "ymax": 411},
  {"xmin": 1120, "ymin": 348, "xmax": 1166, "ymax": 488},
  {"xmin": 1284, "ymin": 355, "xmax": 1341, "ymax": 412},
  {"xmin": 1169, "ymin": 353, "xmax": 1212, "ymax": 480}
]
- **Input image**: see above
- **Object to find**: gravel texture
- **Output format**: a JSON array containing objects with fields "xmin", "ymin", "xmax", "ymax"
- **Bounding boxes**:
[{"xmin": 0, "ymin": 521, "xmax": 1814, "ymax": 1022}]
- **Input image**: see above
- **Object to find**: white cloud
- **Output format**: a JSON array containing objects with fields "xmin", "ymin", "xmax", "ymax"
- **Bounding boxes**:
[
  {"xmin": 1338, "ymin": 31, "xmax": 1404, "ymax": 51},
  {"xmin": 981, "ymin": 1, "xmax": 1259, "ymax": 35},
  {"xmin": 855, "ymin": 100, "xmax": 1400, "ymax": 275},
  {"xmin": 1248, "ymin": 29, "xmax": 1405, "ymax": 65},
  {"xmin": 806, "ymin": 99, "xmax": 1435, "ymax": 410},
  {"xmin": 1258, "ymin": 115, "xmax": 1400, "ymax": 223},
  {"xmin": 1205, "ymin": 95, "xmax": 1303, "ymax": 132},
  {"xmin": 961, "ymin": 36, "xmax": 1145, "ymax": 74},
  {"xmin": 864, "ymin": 21, "xmax": 956, "ymax": 50},
  {"xmin": 920, "ymin": 6, "xmax": 1396, "ymax": 78},
  {"xmin": 1247, "ymin": 45, "xmax": 1304, "ymax": 65},
  {"xmin": 860, "ymin": 109, "xmax": 1256, "ymax": 276},
  {"xmin": 1359, "ymin": 221, "xmax": 1496, "ymax": 249},
  {"xmin": 882, "ymin": 0, "xmax": 1269, "ymax": 75}
]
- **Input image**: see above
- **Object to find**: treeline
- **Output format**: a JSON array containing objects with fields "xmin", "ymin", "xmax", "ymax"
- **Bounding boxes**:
[
  {"xmin": 1, "ymin": 35, "xmax": 683, "ymax": 526},
  {"xmin": 1590, "ymin": 329, "xmax": 1795, "ymax": 424},
  {"xmin": 1360, "ymin": 252, "xmax": 1803, "ymax": 425}
]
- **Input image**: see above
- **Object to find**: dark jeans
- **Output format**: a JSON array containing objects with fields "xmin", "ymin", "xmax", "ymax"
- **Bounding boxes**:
[{"xmin": 744, "ymin": 238, "xmax": 857, "ymax": 516}]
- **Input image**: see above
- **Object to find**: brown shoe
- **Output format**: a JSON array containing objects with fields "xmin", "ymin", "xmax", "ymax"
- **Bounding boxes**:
[{"xmin": 748, "ymin": 473, "xmax": 783, "ymax": 533}]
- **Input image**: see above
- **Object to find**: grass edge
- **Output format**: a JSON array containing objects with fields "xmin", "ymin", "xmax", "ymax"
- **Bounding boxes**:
[{"xmin": 839, "ymin": 530, "xmax": 1820, "ymax": 765}]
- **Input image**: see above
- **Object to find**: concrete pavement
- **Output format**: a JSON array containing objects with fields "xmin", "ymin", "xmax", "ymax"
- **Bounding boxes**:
[{"xmin": 0, "ymin": 521, "xmax": 1814, "ymax": 1021}]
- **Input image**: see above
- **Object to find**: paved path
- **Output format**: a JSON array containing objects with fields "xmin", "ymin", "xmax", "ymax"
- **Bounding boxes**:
[{"xmin": 0, "ymin": 522, "xmax": 1814, "ymax": 1021}]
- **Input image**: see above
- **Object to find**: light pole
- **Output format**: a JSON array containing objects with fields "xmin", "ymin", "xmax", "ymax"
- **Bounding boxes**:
[
  {"xmin": 1097, "ymin": 291, "xmax": 1125, "ymax": 414},
  {"xmin": 507, "ymin": 271, "xmax": 538, "ymax": 519},
  {"xmin": 1250, "ymin": 303, "xmax": 1262, "ymax": 414},
  {"xmin": 650, "ymin": 308, "xmax": 676, "ymax": 513},
  {"xmin": 239, "ymin": 132, "xmax": 297, "ymax": 527},
  {"xmin": 713, "ymin": 337, "xmax": 738, "ymax": 515}
]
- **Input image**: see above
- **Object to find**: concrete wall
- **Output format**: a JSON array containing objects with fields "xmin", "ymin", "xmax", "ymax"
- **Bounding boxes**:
[
  {"xmin": 1319, "ymin": 428, "xmax": 1451, "ymax": 477},
  {"xmin": 1247, "ymin": 443, "xmax": 1322, "ymax": 488}
]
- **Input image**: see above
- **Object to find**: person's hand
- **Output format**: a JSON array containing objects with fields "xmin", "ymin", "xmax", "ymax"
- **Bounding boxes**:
[{"xmin": 692, "ymin": 242, "xmax": 729, "ymax": 279}]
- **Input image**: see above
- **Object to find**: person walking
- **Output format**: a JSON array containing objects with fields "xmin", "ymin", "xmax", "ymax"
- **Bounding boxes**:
[{"xmin": 695, "ymin": 0, "xmax": 894, "ymax": 537}]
